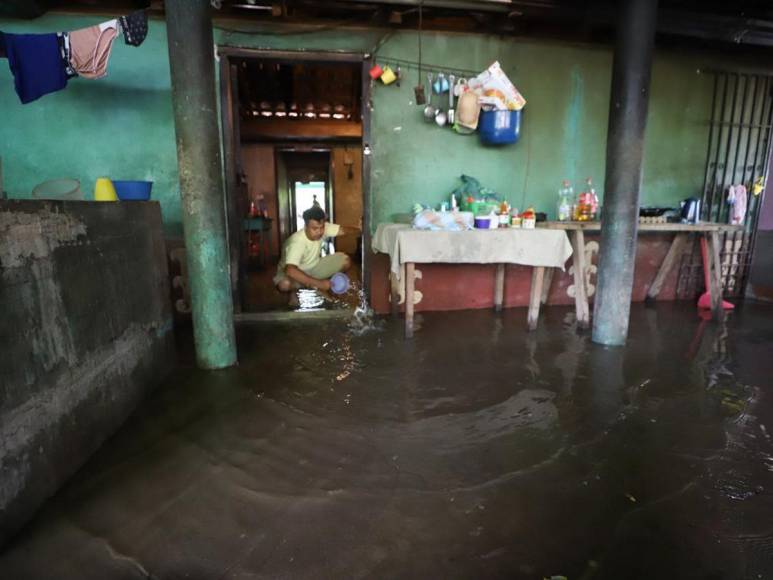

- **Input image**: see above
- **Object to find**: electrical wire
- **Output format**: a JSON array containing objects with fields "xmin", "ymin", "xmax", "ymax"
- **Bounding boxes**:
[{"xmin": 418, "ymin": 0, "xmax": 422, "ymax": 83}]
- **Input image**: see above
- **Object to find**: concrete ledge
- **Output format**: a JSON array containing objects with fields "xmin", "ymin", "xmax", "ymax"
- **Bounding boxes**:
[
  {"xmin": 0, "ymin": 200, "xmax": 175, "ymax": 546},
  {"xmin": 235, "ymin": 309, "xmax": 352, "ymax": 323}
]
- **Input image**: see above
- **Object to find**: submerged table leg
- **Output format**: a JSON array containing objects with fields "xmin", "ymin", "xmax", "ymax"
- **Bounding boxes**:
[
  {"xmin": 494, "ymin": 264, "xmax": 505, "ymax": 312},
  {"xmin": 709, "ymin": 231, "xmax": 725, "ymax": 321},
  {"xmin": 571, "ymin": 230, "xmax": 590, "ymax": 329},
  {"xmin": 405, "ymin": 262, "xmax": 415, "ymax": 338},
  {"xmin": 646, "ymin": 233, "xmax": 687, "ymax": 301},
  {"xmin": 390, "ymin": 271, "xmax": 400, "ymax": 316},
  {"xmin": 528, "ymin": 266, "xmax": 545, "ymax": 331},
  {"xmin": 541, "ymin": 267, "xmax": 554, "ymax": 305}
]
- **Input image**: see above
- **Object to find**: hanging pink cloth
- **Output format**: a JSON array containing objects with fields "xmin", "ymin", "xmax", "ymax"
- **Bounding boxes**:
[
  {"xmin": 727, "ymin": 184, "xmax": 748, "ymax": 225},
  {"xmin": 68, "ymin": 20, "xmax": 118, "ymax": 79}
]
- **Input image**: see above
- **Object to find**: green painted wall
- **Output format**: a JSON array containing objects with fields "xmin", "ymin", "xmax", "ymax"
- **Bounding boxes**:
[
  {"xmin": 212, "ymin": 26, "xmax": 718, "ymax": 224},
  {"xmin": 0, "ymin": 15, "xmax": 181, "ymax": 235},
  {"xmin": 0, "ymin": 16, "xmax": 759, "ymax": 236}
]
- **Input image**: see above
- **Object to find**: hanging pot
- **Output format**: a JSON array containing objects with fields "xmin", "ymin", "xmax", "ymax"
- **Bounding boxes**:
[{"xmin": 479, "ymin": 109, "xmax": 522, "ymax": 145}]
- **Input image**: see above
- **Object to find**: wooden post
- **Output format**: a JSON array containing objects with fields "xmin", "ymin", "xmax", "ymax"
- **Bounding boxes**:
[
  {"xmin": 646, "ymin": 233, "xmax": 687, "ymax": 301},
  {"xmin": 571, "ymin": 230, "xmax": 590, "ymax": 328},
  {"xmin": 528, "ymin": 266, "xmax": 545, "ymax": 331},
  {"xmin": 494, "ymin": 264, "xmax": 505, "ymax": 312},
  {"xmin": 709, "ymin": 231, "xmax": 725, "ymax": 321},
  {"xmin": 405, "ymin": 262, "xmax": 415, "ymax": 338},
  {"xmin": 541, "ymin": 267, "xmax": 554, "ymax": 305}
]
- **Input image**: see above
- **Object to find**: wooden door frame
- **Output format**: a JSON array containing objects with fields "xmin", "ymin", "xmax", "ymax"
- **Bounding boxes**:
[{"xmin": 218, "ymin": 47, "xmax": 373, "ymax": 311}]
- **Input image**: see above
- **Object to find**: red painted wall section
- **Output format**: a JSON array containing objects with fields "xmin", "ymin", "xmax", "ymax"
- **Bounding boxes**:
[{"xmin": 370, "ymin": 234, "xmax": 682, "ymax": 314}]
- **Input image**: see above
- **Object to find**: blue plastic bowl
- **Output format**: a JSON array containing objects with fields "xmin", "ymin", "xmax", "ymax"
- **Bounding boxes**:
[
  {"xmin": 330, "ymin": 272, "xmax": 350, "ymax": 295},
  {"xmin": 113, "ymin": 180, "xmax": 153, "ymax": 201},
  {"xmin": 479, "ymin": 109, "xmax": 522, "ymax": 145}
]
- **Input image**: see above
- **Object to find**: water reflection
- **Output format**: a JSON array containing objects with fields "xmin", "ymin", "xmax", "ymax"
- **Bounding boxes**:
[{"xmin": 2, "ymin": 304, "xmax": 773, "ymax": 580}]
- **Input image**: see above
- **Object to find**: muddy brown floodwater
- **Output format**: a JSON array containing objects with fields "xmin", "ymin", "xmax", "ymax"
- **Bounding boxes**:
[{"xmin": 2, "ymin": 303, "xmax": 773, "ymax": 579}]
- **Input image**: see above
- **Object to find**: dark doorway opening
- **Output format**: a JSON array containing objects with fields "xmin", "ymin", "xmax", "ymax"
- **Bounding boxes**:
[{"xmin": 219, "ymin": 50, "xmax": 370, "ymax": 315}]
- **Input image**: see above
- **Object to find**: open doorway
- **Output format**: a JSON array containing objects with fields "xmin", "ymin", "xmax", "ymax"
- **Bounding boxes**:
[
  {"xmin": 219, "ymin": 50, "xmax": 370, "ymax": 314},
  {"xmin": 293, "ymin": 180, "xmax": 328, "ymax": 233}
]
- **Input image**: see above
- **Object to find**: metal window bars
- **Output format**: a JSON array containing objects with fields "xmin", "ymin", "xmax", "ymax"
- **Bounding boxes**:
[{"xmin": 677, "ymin": 70, "xmax": 773, "ymax": 300}]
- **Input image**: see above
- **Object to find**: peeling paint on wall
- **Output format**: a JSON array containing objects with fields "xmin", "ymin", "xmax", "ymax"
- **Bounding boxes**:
[{"xmin": 0, "ymin": 209, "xmax": 86, "ymax": 268}]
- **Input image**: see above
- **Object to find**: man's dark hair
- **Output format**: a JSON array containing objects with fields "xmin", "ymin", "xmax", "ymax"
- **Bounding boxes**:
[{"xmin": 303, "ymin": 206, "xmax": 327, "ymax": 224}]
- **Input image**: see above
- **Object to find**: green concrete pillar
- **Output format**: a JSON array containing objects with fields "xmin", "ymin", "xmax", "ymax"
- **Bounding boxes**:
[
  {"xmin": 592, "ymin": 0, "xmax": 658, "ymax": 347},
  {"xmin": 166, "ymin": 0, "xmax": 237, "ymax": 369}
]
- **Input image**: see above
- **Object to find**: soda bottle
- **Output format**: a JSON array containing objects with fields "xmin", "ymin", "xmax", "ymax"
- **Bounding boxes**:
[{"xmin": 557, "ymin": 180, "xmax": 573, "ymax": 221}]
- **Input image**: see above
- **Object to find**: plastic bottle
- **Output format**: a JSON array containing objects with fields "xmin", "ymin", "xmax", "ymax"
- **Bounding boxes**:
[
  {"xmin": 498, "ymin": 200, "xmax": 511, "ymax": 227},
  {"xmin": 586, "ymin": 177, "xmax": 599, "ymax": 220},
  {"xmin": 557, "ymin": 180, "xmax": 573, "ymax": 221},
  {"xmin": 577, "ymin": 178, "xmax": 594, "ymax": 222}
]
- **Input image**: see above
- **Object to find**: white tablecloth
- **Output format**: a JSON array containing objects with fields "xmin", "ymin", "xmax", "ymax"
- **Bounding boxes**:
[{"xmin": 373, "ymin": 223, "xmax": 574, "ymax": 278}]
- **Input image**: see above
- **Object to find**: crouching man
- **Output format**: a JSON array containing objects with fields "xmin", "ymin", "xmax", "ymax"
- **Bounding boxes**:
[{"xmin": 274, "ymin": 206, "xmax": 360, "ymax": 301}]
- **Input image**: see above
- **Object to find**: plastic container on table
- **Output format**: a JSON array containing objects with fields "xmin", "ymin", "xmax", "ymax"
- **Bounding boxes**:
[
  {"xmin": 112, "ymin": 180, "xmax": 153, "ymax": 201},
  {"xmin": 474, "ymin": 216, "xmax": 491, "ymax": 229},
  {"xmin": 32, "ymin": 178, "xmax": 82, "ymax": 200},
  {"xmin": 94, "ymin": 177, "xmax": 118, "ymax": 202}
]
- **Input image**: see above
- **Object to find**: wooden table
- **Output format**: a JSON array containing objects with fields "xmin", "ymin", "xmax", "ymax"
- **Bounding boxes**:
[
  {"xmin": 398, "ymin": 261, "xmax": 549, "ymax": 338},
  {"xmin": 537, "ymin": 221, "xmax": 743, "ymax": 324},
  {"xmin": 373, "ymin": 226, "xmax": 573, "ymax": 338}
]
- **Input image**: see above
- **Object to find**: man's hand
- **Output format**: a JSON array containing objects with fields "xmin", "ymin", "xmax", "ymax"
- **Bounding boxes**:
[
  {"xmin": 286, "ymin": 264, "xmax": 330, "ymax": 292},
  {"xmin": 338, "ymin": 224, "xmax": 362, "ymax": 237}
]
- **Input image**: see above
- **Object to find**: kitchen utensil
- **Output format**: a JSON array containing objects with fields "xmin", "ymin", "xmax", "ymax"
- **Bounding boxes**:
[
  {"xmin": 447, "ymin": 74, "xmax": 455, "ymax": 125},
  {"xmin": 395, "ymin": 65, "xmax": 401, "ymax": 87},
  {"xmin": 32, "ymin": 178, "xmax": 82, "ymax": 200},
  {"xmin": 435, "ymin": 107, "xmax": 447, "ymax": 127},
  {"xmin": 423, "ymin": 73, "xmax": 436, "ymax": 120},
  {"xmin": 454, "ymin": 77, "xmax": 468, "ymax": 96},
  {"xmin": 330, "ymin": 272, "xmax": 351, "ymax": 295},
  {"xmin": 94, "ymin": 177, "xmax": 118, "ymax": 202},
  {"xmin": 369, "ymin": 64, "xmax": 383, "ymax": 80},
  {"xmin": 112, "ymin": 180, "xmax": 153, "ymax": 201},
  {"xmin": 414, "ymin": 83, "xmax": 426, "ymax": 105},
  {"xmin": 479, "ymin": 109, "xmax": 522, "ymax": 145},
  {"xmin": 433, "ymin": 72, "xmax": 449, "ymax": 94},
  {"xmin": 680, "ymin": 197, "xmax": 701, "ymax": 224},
  {"xmin": 639, "ymin": 207, "xmax": 671, "ymax": 217},
  {"xmin": 455, "ymin": 90, "xmax": 480, "ymax": 131},
  {"xmin": 380, "ymin": 66, "xmax": 397, "ymax": 85}
]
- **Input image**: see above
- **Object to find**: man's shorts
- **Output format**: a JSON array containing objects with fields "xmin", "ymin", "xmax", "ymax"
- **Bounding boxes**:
[{"xmin": 273, "ymin": 252, "xmax": 348, "ymax": 286}]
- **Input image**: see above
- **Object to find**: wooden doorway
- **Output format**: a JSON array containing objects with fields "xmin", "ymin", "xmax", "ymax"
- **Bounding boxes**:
[{"xmin": 218, "ymin": 49, "xmax": 371, "ymax": 313}]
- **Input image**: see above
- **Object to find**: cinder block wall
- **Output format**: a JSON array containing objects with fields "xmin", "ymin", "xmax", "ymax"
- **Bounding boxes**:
[{"xmin": 0, "ymin": 200, "xmax": 175, "ymax": 546}]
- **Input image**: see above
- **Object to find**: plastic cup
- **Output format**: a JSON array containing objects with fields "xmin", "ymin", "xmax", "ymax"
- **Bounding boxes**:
[
  {"xmin": 380, "ymin": 66, "xmax": 397, "ymax": 85},
  {"xmin": 369, "ymin": 64, "xmax": 383, "ymax": 80},
  {"xmin": 94, "ymin": 178, "xmax": 118, "ymax": 202}
]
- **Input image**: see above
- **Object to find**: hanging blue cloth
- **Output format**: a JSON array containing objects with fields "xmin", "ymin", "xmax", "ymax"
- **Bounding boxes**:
[{"xmin": 1, "ymin": 31, "xmax": 68, "ymax": 104}]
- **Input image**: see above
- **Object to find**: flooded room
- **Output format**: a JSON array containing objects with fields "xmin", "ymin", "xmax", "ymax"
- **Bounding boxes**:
[{"xmin": 2, "ymin": 0, "xmax": 773, "ymax": 578}]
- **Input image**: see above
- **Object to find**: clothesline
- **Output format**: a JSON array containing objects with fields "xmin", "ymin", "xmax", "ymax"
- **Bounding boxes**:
[{"xmin": 0, "ymin": 9, "xmax": 148, "ymax": 104}]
